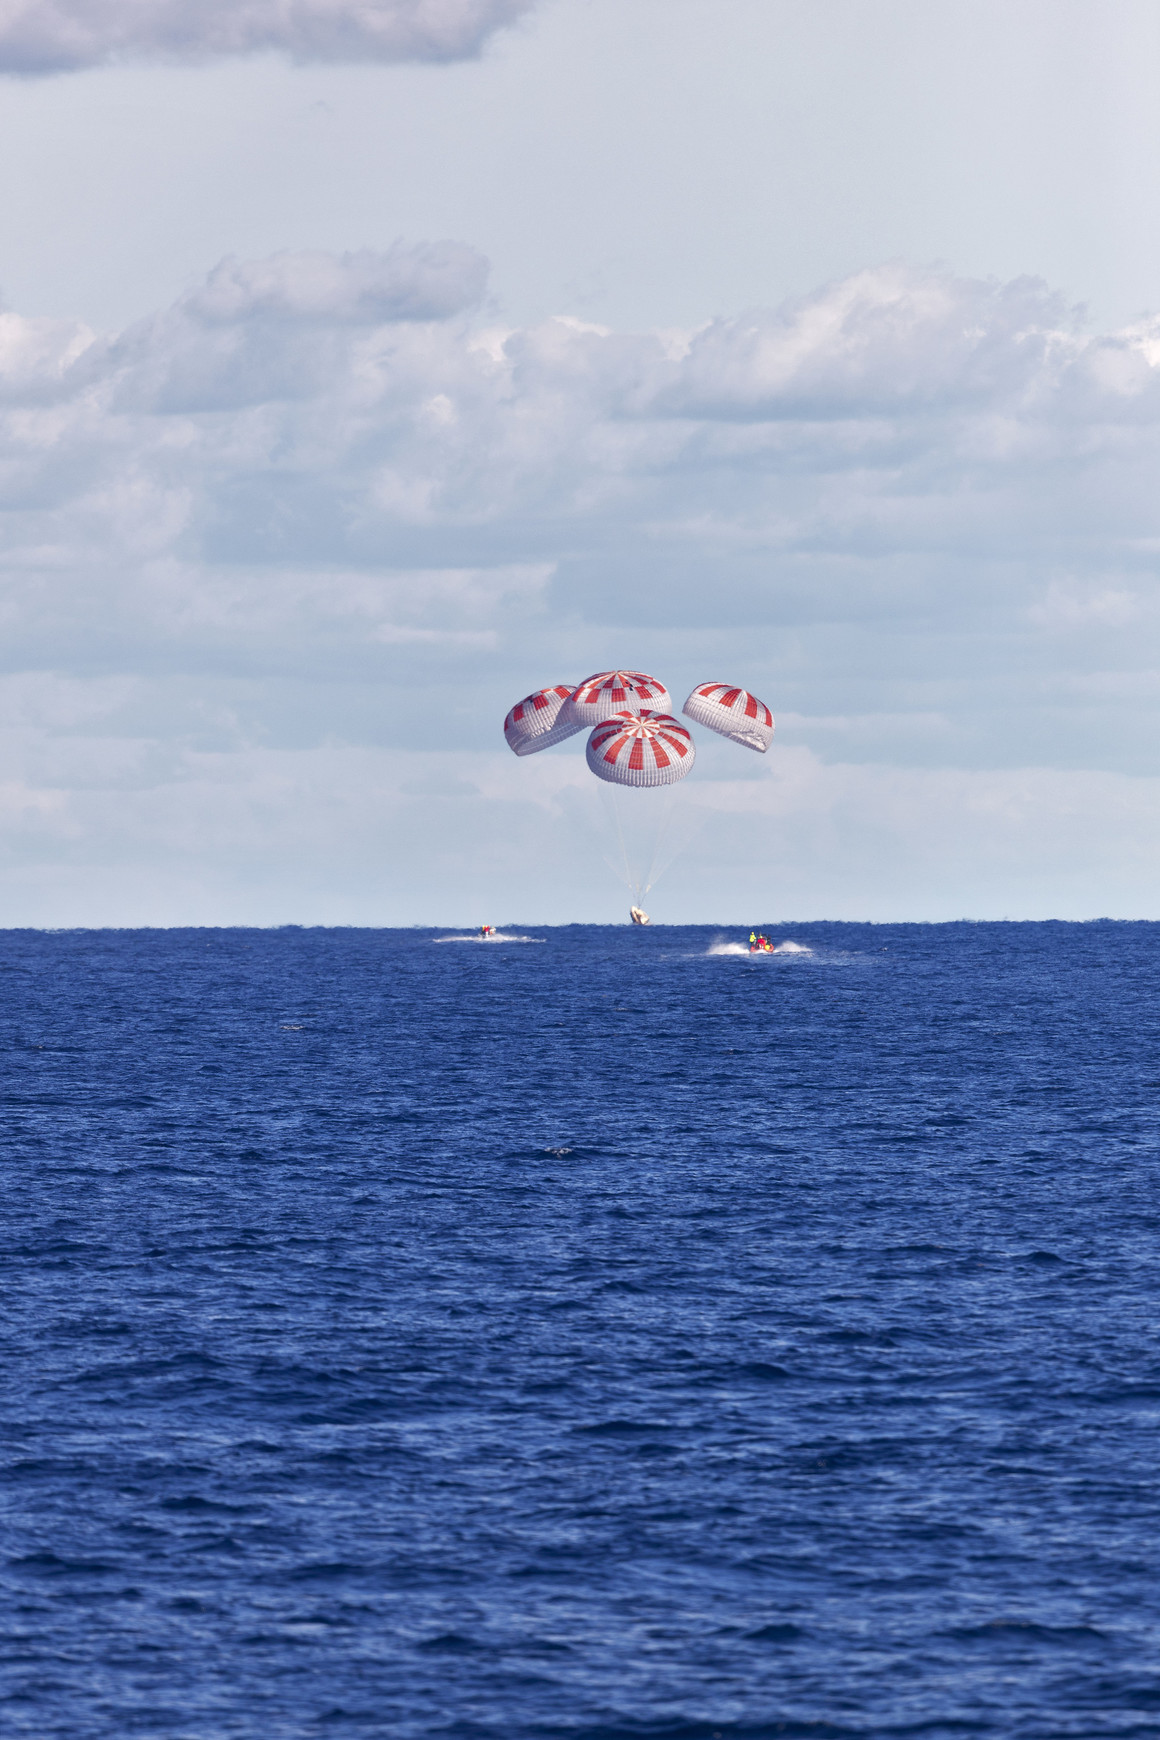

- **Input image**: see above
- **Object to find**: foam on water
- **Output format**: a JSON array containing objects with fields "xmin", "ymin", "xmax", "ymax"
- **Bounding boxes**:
[
  {"xmin": 432, "ymin": 931, "xmax": 544, "ymax": 944},
  {"xmin": 707, "ymin": 937, "xmax": 814, "ymax": 956}
]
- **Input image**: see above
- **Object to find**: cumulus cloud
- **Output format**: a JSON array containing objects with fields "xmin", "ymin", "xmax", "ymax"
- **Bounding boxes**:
[
  {"xmin": 648, "ymin": 265, "xmax": 1077, "ymax": 419},
  {"xmin": 2, "ymin": 246, "xmax": 1160, "ymax": 918},
  {"xmin": 0, "ymin": 0, "xmax": 536, "ymax": 73}
]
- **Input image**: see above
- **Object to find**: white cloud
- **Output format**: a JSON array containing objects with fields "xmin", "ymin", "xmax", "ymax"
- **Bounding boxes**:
[
  {"xmin": 1, "ymin": 247, "xmax": 1160, "ymax": 918},
  {"xmin": 1026, "ymin": 581, "xmax": 1144, "ymax": 630},
  {"xmin": 649, "ymin": 265, "xmax": 1079, "ymax": 419},
  {"xmin": 0, "ymin": 0, "xmax": 536, "ymax": 73}
]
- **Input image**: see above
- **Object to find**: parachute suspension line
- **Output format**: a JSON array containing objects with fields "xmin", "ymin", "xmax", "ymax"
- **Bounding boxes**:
[
  {"xmin": 639, "ymin": 791, "xmax": 678, "ymax": 898},
  {"xmin": 596, "ymin": 784, "xmax": 656, "ymax": 902},
  {"xmin": 645, "ymin": 789, "xmax": 710, "ymax": 899},
  {"xmin": 594, "ymin": 784, "xmax": 692, "ymax": 904},
  {"xmin": 610, "ymin": 787, "xmax": 642, "ymax": 902}
]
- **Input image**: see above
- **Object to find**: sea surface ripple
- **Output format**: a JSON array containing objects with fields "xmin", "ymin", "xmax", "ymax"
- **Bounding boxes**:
[{"xmin": 3, "ymin": 921, "xmax": 1160, "ymax": 1738}]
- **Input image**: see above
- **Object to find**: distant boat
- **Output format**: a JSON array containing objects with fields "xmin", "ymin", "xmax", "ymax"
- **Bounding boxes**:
[{"xmin": 630, "ymin": 906, "xmax": 650, "ymax": 925}]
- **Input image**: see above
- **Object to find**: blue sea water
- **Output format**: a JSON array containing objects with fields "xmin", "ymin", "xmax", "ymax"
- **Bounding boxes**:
[{"xmin": 3, "ymin": 920, "xmax": 1160, "ymax": 1739}]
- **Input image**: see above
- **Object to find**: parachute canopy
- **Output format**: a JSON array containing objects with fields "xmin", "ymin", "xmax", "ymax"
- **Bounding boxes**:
[
  {"xmin": 682, "ymin": 682, "xmax": 774, "ymax": 753},
  {"xmin": 504, "ymin": 684, "xmax": 582, "ymax": 756},
  {"xmin": 502, "ymin": 665, "xmax": 772, "ymax": 913},
  {"xmin": 568, "ymin": 670, "xmax": 672, "ymax": 728},
  {"xmin": 502, "ymin": 671, "xmax": 774, "ymax": 768},
  {"xmin": 586, "ymin": 710, "xmax": 695, "ymax": 788}
]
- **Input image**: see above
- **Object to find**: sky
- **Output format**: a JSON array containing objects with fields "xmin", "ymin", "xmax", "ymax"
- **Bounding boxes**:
[{"xmin": 1, "ymin": 0, "xmax": 1159, "ymax": 925}]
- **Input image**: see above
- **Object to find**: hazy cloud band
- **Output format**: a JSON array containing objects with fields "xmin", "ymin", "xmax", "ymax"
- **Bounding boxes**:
[{"xmin": 0, "ymin": 0, "xmax": 536, "ymax": 73}]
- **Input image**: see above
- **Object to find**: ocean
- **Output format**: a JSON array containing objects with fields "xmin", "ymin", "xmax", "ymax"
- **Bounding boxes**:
[{"xmin": 3, "ymin": 921, "xmax": 1159, "ymax": 1738}]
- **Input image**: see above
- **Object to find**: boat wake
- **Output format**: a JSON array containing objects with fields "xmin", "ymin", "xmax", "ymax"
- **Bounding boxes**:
[
  {"xmin": 433, "ymin": 932, "xmax": 545, "ymax": 945},
  {"xmin": 707, "ymin": 939, "xmax": 813, "ymax": 958}
]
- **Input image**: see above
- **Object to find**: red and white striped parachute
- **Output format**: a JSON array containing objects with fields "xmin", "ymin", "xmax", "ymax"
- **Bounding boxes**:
[
  {"xmin": 503, "ymin": 685, "xmax": 583, "ymax": 756},
  {"xmin": 568, "ymin": 670, "xmax": 672, "ymax": 728},
  {"xmin": 682, "ymin": 683, "xmax": 774, "ymax": 753},
  {"xmin": 586, "ymin": 710, "xmax": 696, "ymax": 788}
]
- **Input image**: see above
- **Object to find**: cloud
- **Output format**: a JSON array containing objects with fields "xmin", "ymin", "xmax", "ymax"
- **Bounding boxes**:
[
  {"xmin": 0, "ymin": 0, "xmax": 537, "ymax": 73},
  {"xmin": 1, "ymin": 247, "xmax": 1160, "ymax": 917},
  {"xmin": 648, "ymin": 265, "xmax": 1078, "ymax": 420},
  {"xmin": 186, "ymin": 243, "xmax": 491, "ymax": 325}
]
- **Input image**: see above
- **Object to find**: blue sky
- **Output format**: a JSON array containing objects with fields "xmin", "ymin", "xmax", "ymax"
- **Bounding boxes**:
[{"xmin": 0, "ymin": 0, "xmax": 1158, "ymax": 924}]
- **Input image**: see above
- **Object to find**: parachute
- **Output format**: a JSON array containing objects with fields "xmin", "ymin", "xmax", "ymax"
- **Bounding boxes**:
[
  {"xmin": 568, "ymin": 670, "xmax": 672, "ymax": 728},
  {"xmin": 586, "ymin": 710, "xmax": 695, "ymax": 788},
  {"xmin": 682, "ymin": 683, "xmax": 774, "ymax": 753},
  {"xmin": 501, "ymin": 668, "xmax": 772, "ymax": 916},
  {"xmin": 504, "ymin": 684, "xmax": 583, "ymax": 756}
]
